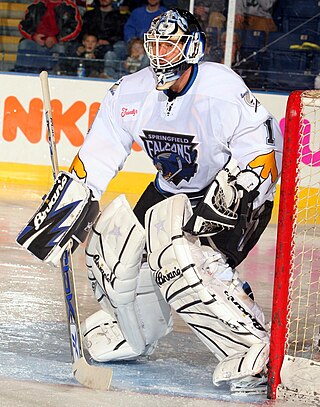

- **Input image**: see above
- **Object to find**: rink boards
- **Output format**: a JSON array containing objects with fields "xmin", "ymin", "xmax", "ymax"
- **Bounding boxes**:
[
  {"xmin": 1, "ymin": 71, "xmax": 319, "ymax": 221},
  {"xmin": 0, "ymin": 72, "xmax": 287, "ymax": 190}
]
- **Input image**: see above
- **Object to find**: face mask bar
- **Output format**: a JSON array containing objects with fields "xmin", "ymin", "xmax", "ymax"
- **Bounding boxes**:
[{"xmin": 144, "ymin": 34, "xmax": 191, "ymax": 71}]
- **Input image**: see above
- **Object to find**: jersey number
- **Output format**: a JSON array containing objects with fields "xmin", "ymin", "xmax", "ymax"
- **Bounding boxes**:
[{"xmin": 264, "ymin": 118, "xmax": 275, "ymax": 145}]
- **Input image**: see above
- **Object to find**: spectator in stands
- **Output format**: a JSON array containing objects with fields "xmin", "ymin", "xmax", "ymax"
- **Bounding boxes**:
[
  {"xmin": 104, "ymin": 36, "xmax": 149, "ymax": 79},
  {"xmin": 193, "ymin": 1, "xmax": 211, "ymax": 31},
  {"xmin": 193, "ymin": 0, "xmax": 228, "ymax": 33},
  {"xmin": 124, "ymin": 0, "xmax": 167, "ymax": 43},
  {"xmin": 76, "ymin": 33, "xmax": 100, "ymax": 59},
  {"xmin": 55, "ymin": 33, "xmax": 104, "ymax": 77},
  {"xmin": 80, "ymin": 0, "xmax": 128, "ymax": 59},
  {"xmin": 207, "ymin": 0, "xmax": 227, "ymax": 30},
  {"xmin": 15, "ymin": 0, "xmax": 82, "ymax": 73},
  {"xmin": 123, "ymin": 37, "xmax": 149, "ymax": 74},
  {"xmin": 235, "ymin": 0, "xmax": 278, "ymax": 32},
  {"xmin": 204, "ymin": 30, "xmax": 241, "ymax": 63}
]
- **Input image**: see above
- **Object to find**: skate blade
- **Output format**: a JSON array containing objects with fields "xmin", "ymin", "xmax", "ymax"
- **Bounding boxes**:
[{"xmin": 230, "ymin": 382, "xmax": 267, "ymax": 395}]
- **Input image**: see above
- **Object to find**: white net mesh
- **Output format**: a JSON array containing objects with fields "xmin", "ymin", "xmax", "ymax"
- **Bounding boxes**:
[{"xmin": 286, "ymin": 90, "xmax": 320, "ymax": 361}]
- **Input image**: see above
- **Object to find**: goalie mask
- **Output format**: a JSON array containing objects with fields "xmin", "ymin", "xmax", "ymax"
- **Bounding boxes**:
[{"xmin": 144, "ymin": 9, "xmax": 206, "ymax": 90}]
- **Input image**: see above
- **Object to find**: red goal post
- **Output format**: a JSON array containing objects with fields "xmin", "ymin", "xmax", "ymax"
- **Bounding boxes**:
[{"xmin": 267, "ymin": 90, "xmax": 320, "ymax": 403}]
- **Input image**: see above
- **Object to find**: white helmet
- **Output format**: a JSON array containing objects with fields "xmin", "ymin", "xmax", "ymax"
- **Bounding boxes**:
[{"xmin": 144, "ymin": 9, "xmax": 206, "ymax": 90}]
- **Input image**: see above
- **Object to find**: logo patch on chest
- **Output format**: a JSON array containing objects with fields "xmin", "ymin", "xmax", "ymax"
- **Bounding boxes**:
[{"xmin": 140, "ymin": 130, "xmax": 198, "ymax": 185}]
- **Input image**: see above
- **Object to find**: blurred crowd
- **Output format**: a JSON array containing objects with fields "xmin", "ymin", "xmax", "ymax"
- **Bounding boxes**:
[{"xmin": 13, "ymin": 0, "xmax": 283, "ymax": 86}]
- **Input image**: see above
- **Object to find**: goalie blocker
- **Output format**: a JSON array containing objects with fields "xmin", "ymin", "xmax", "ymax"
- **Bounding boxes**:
[{"xmin": 16, "ymin": 171, "xmax": 99, "ymax": 265}]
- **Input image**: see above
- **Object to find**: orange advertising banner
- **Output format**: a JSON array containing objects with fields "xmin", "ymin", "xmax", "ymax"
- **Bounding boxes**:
[{"xmin": 0, "ymin": 72, "xmax": 290, "ymax": 193}]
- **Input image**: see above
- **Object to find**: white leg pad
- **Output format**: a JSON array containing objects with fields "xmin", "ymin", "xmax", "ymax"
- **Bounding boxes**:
[
  {"xmin": 84, "ymin": 195, "xmax": 172, "ymax": 362},
  {"xmin": 146, "ymin": 195, "xmax": 269, "ymax": 375},
  {"xmin": 86, "ymin": 194, "xmax": 146, "ymax": 354}
]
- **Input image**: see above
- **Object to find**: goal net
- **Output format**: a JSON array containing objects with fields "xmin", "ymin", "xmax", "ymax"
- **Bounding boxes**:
[{"xmin": 267, "ymin": 90, "xmax": 320, "ymax": 404}]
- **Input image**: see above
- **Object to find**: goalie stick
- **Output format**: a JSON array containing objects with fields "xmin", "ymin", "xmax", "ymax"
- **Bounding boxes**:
[{"xmin": 39, "ymin": 71, "xmax": 112, "ymax": 390}]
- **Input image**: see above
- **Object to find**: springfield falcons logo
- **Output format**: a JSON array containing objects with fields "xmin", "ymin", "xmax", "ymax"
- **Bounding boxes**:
[{"xmin": 141, "ymin": 130, "xmax": 198, "ymax": 186}]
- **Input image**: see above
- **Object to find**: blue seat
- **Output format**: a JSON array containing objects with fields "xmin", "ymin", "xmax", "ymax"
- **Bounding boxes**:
[
  {"xmin": 282, "ymin": 0, "xmax": 320, "ymax": 18},
  {"xmin": 263, "ymin": 71, "xmax": 315, "ymax": 91},
  {"xmin": 260, "ymin": 49, "xmax": 315, "ymax": 91},
  {"xmin": 14, "ymin": 50, "xmax": 59, "ymax": 73},
  {"xmin": 282, "ymin": 16, "xmax": 320, "ymax": 34},
  {"xmin": 262, "ymin": 49, "xmax": 308, "ymax": 72},
  {"xmin": 240, "ymin": 29, "xmax": 266, "ymax": 52}
]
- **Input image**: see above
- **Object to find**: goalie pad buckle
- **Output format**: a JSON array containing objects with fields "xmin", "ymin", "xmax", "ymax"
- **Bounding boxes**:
[{"xmin": 16, "ymin": 171, "xmax": 95, "ymax": 265}]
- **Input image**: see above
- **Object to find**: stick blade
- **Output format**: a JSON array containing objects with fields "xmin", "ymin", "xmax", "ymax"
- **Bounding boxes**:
[{"xmin": 72, "ymin": 357, "xmax": 112, "ymax": 390}]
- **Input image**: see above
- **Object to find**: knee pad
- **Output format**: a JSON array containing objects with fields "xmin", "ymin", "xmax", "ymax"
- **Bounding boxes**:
[{"xmin": 86, "ymin": 194, "xmax": 145, "ymax": 306}]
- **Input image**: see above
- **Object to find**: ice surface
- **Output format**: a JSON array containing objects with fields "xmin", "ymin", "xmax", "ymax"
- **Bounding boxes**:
[{"xmin": 0, "ymin": 186, "xmax": 303, "ymax": 407}]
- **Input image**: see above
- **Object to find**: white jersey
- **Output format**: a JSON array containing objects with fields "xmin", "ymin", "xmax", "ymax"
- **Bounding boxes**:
[{"xmin": 73, "ymin": 62, "xmax": 283, "ymax": 209}]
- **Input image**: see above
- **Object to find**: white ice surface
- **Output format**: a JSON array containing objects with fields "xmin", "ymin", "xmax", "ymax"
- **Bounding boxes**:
[{"xmin": 0, "ymin": 186, "xmax": 311, "ymax": 407}]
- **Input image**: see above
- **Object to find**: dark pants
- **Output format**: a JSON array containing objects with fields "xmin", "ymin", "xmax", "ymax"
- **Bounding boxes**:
[{"xmin": 14, "ymin": 39, "xmax": 65, "ymax": 73}]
